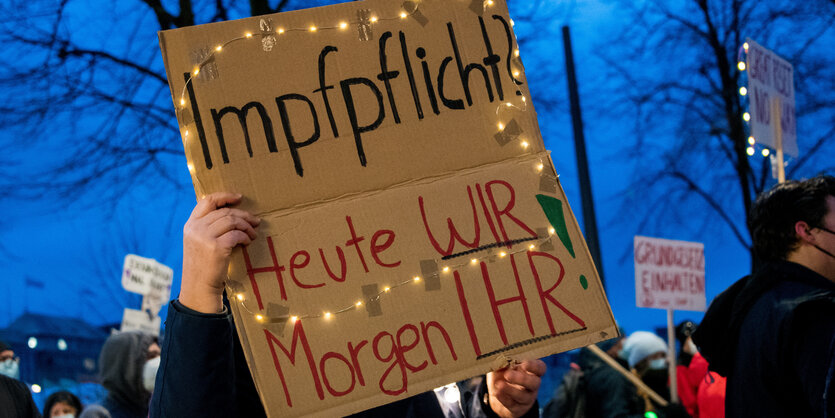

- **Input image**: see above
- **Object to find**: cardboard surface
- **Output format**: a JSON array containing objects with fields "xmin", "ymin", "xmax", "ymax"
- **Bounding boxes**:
[
  {"xmin": 745, "ymin": 38, "xmax": 797, "ymax": 157},
  {"xmin": 159, "ymin": 1, "xmax": 616, "ymax": 416},
  {"xmin": 634, "ymin": 236, "xmax": 705, "ymax": 312}
]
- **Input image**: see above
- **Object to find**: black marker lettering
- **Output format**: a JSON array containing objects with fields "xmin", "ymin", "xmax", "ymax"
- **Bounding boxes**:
[
  {"xmin": 492, "ymin": 15, "xmax": 522, "ymax": 87},
  {"xmin": 448, "ymin": 22, "xmax": 493, "ymax": 106},
  {"xmin": 184, "ymin": 72, "xmax": 213, "ymax": 169},
  {"xmin": 438, "ymin": 57, "xmax": 464, "ymax": 110},
  {"xmin": 417, "ymin": 48, "xmax": 440, "ymax": 115},
  {"xmin": 275, "ymin": 94, "xmax": 320, "ymax": 177},
  {"xmin": 399, "ymin": 32, "xmax": 423, "ymax": 120},
  {"xmin": 211, "ymin": 101, "xmax": 277, "ymax": 164},
  {"xmin": 340, "ymin": 78, "xmax": 385, "ymax": 167},
  {"xmin": 478, "ymin": 17, "xmax": 503, "ymax": 101},
  {"xmin": 377, "ymin": 32, "xmax": 401, "ymax": 124},
  {"xmin": 312, "ymin": 46, "xmax": 340, "ymax": 138}
]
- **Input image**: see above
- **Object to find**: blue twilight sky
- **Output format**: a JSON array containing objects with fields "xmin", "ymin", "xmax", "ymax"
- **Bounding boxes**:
[{"xmin": 0, "ymin": 0, "xmax": 825, "ymax": 340}]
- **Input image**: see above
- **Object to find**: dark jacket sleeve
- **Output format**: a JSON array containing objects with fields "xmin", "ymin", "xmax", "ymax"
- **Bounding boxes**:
[
  {"xmin": 149, "ymin": 299, "xmax": 266, "ymax": 418},
  {"xmin": 789, "ymin": 299, "xmax": 835, "ymax": 417},
  {"xmin": 584, "ymin": 366, "xmax": 644, "ymax": 418}
]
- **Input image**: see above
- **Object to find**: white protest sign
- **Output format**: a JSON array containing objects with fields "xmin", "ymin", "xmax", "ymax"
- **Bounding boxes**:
[
  {"xmin": 634, "ymin": 236, "xmax": 705, "ymax": 311},
  {"xmin": 745, "ymin": 38, "xmax": 797, "ymax": 157},
  {"xmin": 120, "ymin": 307, "xmax": 162, "ymax": 336},
  {"xmin": 122, "ymin": 254, "xmax": 173, "ymax": 299}
]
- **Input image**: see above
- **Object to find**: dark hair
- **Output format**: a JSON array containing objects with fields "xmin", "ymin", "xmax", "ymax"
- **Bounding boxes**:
[
  {"xmin": 43, "ymin": 390, "xmax": 82, "ymax": 418},
  {"xmin": 750, "ymin": 175, "xmax": 835, "ymax": 261}
]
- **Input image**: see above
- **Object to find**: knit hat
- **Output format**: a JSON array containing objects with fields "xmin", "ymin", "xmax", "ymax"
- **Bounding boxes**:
[{"xmin": 623, "ymin": 331, "xmax": 667, "ymax": 368}]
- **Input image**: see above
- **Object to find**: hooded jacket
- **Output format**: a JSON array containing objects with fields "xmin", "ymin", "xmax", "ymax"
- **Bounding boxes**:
[
  {"xmin": 83, "ymin": 331, "xmax": 156, "ymax": 418},
  {"xmin": 693, "ymin": 261, "xmax": 835, "ymax": 417}
]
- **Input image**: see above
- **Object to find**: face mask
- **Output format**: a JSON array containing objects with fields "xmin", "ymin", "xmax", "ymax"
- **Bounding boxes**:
[
  {"xmin": 0, "ymin": 359, "xmax": 20, "ymax": 380},
  {"xmin": 649, "ymin": 358, "xmax": 667, "ymax": 370},
  {"xmin": 142, "ymin": 356, "xmax": 161, "ymax": 393}
]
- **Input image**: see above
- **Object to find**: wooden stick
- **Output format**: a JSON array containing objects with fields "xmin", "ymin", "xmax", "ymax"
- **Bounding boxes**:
[
  {"xmin": 587, "ymin": 344, "xmax": 670, "ymax": 407},
  {"xmin": 667, "ymin": 309, "xmax": 679, "ymax": 403}
]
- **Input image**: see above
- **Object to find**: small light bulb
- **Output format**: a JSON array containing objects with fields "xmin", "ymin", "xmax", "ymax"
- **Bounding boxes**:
[
  {"xmin": 470, "ymin": 258, "xmax": 478, "ymax": 265},
  {"xmin": 400, "ymin": 12, "xmax": 408, "ymax": 19},
  {"xmin": 536, "ymin": 163, "xmax": 544, "ymax": 171},
  {"xmin": 290, "ymin": 316, "xmax": 298, "ymax": 322},
  {"xmin": 762, "ymin": 148, "xmax": 770, "ymax": 157},
  {"xmin": 414, "ymin": 276, "xmax": 421, "ymax": 282},
  {"xmin": 179, "ymin": 98, "xmax": 186, "ymax": 106},
  {"xmin": 521, "ymin": 140, "xmax": 529, "ymax": 148},
  {"xmin": 245, "ymin": 32, "xmax": 253, "ymax": 38},
  {"xmin": 529, "ymin": 244, "xmax": 535, "ymax": 250},
  {"xmin": 549, "ymin": 227, "xmax": 556, "ymax": 235},
  {"xmin": 505, "ymin": 102, "xmax": 512, "ymax": 107},
  {"xmin": 384, "ymin": 286, "xmax": 391, "ymax": 292},
  {"xmin": 499, "ymin": 251, "xmax": 507, "ymax": 257},
  {"xmin": 743, "ymin": 42, "xmax": 749, "ymax": 51},
  {"xmin": 513, "ymin": 71, "xmax": 520, "ymax": 77},
  {"xmin": 236, "ymin": 293, "xmax": 244, "ymax": 301},
  {"xmin": 521, "ymin": 96, "xmax": 526, "ymax": 102},
  {"xmin": 278, "ymin": 28, "xmax": 285, "ymax": 34},
  {"xmin": 498, "ymin": 122, "xmax": 504, "ymax": 130},
  {"xmin": 339, "ymin": 22, "xmax": 348, "ymax": 29},
  {"xmin": 192, "ymin": 67, "xmax": 200, "ymax": 76},
  {"xmin": 748, "ymin": 136, "xmax": 755, "ymax": 145},
  {"xmin": 510, "ymin": 19, "xmax": 515, "ymax": 26},
  {"xmin": 324, "ymin": 312, "xmax": 332, "ymax": 319},
  {"xmin": 309, "ymin": 25, "xmax": 317, "ymax": 32},
  {"xmin": 370, "ymin": 16, "xmax": 378, "ymax": 23},
  {"xmin": 514, "ymin": 49, "xmax": 520, "ymax": 57},
  {"xmin": 746, "ymin": 147, "xmax": 755, "ymax": 156},
  {"xmin": 356, "ymin": 301, "xmax": 363, "ymax": 307},
  {"xmin": 215, "ymin": 45, "xmax": 222, "ymax": 52},
  {"xmin": 737, "ymin": 61, "xmax": 746, "ymax": 71},
  {"xmin": 739, "ymin": 86, "xmax": 747, "ymax": 96},
  {"xmin": 487, "ymin": 0, "xmax": 494, "ymax": 5},
  {"xmin": 31, "ymin": 384, "xmax": 41, "ymax": 394},
  {"xmin": 184, "ymin": 129, "xmax": 189, "ymax": 136},
  {"xmin": 187, "ymin": 163, "xmax": 195, "ymax": 173},
  {"xmin": 255, "ymin": 314, "xmax": 264, "ymax": 322},
  {"xmin": 443, "ymin": 266, "xmax": 450, "ymax": 273},
  {"xmin": 743, "ymin": 112, "xmax": 751, "ymax": 122}
]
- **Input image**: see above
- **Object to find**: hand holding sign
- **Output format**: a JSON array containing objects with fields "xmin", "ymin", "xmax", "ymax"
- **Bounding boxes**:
[
  {"xmin": 181, "ymin": 192, "xmax": 261, "ymax": 314},
  {"xmin": 487, "ymin": 359, "xmax": 546, "ymax": 418}
]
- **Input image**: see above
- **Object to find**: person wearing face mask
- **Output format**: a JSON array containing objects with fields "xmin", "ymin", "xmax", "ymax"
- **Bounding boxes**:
[
  {"xmin": 79, "ymin": 331, "xmax": 160, "ymax": 418},
  {"xmin": 0, "ymin": 339, "xmax": 40, "ymax": 418},
  {"xmin": 584, "ymin": 331, "xmax": 688, "ymax": 418},
  {"xmin": 43, "ymin": 390, "xmax": 83, "ymax": 418},
  {"xmin": 694, "ymin": 175, "xmax": 835, "ymax": 417}
]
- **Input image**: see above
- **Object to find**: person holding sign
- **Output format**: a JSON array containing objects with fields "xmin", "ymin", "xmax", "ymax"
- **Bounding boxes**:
[
  {"xmin": 695, "ymin": 175, "xmax": 835, "ymax": 417},
  {"xmin": 150, "ymin": 192, "xmax": 546, "ymax": 418}
]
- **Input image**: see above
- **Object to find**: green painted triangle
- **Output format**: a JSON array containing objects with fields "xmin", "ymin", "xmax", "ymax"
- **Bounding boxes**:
[{"xmin": 535, "ymin": 194, "xmax": 575, "ymax": 258}]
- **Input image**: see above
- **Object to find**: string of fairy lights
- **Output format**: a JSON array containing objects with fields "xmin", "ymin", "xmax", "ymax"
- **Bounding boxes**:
[
  {"xmin": 736, "ymin": 40, "xmax": 789, "ymax": 165},
  {"xmin": 229, "ymin": 226, "xmax": 559, "ymax": 324},
  {"xmin": 174, "ymin": 0, "xmax": 551, "ymax": 324}
]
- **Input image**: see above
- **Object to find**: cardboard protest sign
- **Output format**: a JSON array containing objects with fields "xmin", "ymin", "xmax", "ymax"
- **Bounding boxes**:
[
  {"xmin": 745, "ymin": 38, "xmax": 797, "ymax": 157},
  {"xmin": 634, "ymin": 236, "xmax": 705, "ymax": 311},
  {"xmin": 159, "ymin": 0, "xmax": 617, "ymax": 415},
  {"xmin": 122, "ymin": 254, "xmax": 174, "ymax": 297},
  {"xmin": 121, "ymin": 308, "xmax": 163, "ymax": 336}
]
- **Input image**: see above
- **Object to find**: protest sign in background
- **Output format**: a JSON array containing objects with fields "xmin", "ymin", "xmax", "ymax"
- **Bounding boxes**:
[
  {"xmin": 634, "ymin": 236, "xmax": 706, "ymax": 312},
  {"xmin": 745, "ymin": 38, "xmax": 797, "ymax": 157},
  {"xmin": 160, "ymin": 0, "xmax": 617, "ymax": 415}
]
